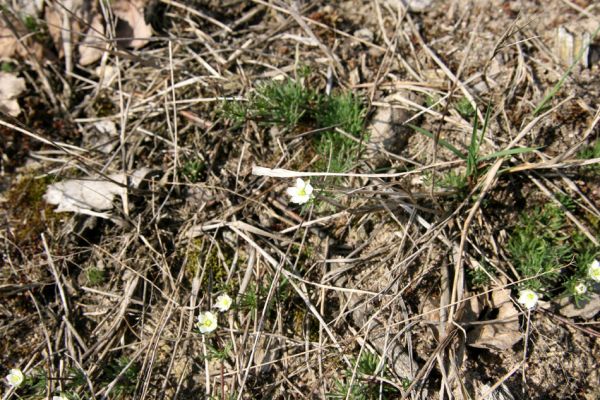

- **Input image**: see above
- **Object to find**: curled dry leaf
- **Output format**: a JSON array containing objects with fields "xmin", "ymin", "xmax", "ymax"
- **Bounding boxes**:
[
  {"xmin": 113, "ymin": 0, "xmax": 152, "ymax": 49},
  {"xmin": 0, "ymin": 24, "xmax": 20, "ymax": 60},
  {"xmin": 44, "ymin": 168, "xmax": 151, "ymax": 218},
  {"xmin": 466, "ymin": 284, "xmax": 522, "ymax": 351},
  {"xmin": 45, "ymin": 0, "xmax": 152, "ymax": 67},
  {"xmin": 78, "ymin": 13, "xmax": 106, "ymax": 66},
  {"xmin": 0, "ymin": 16, "xmax": 44, "ymax": 61},
  {"xmin": 44, "ymin": 0, "xmax": 92, "ymax": 61},
  {"xmin": 0, "ymin": 72, "xmax": 26, "ymax": 116},
  {"xmin": 467, "ymin": 301, "xmax": 521, "ymax": 351}
]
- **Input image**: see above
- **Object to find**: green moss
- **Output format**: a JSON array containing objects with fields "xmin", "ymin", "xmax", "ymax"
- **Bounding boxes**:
[
  {"xmin": 85, "ymin": 267, "xmax": 106, "ymax": 286},
  {"xmin": 4, "ymin": 175, "xmax": 62, "ymax": 249},
  {"xmin": 183, "ymin": 238, "xmax": 203, "ymax": 278},
  {"xmin": 455, "ymin": 96, "xmax": 475, "ymax": 120}
]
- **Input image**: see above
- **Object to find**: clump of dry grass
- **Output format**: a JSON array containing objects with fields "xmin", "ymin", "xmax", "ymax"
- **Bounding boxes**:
[{"xmin": 1, "ymin": 1, "xmax": 600, "ymax": 399}]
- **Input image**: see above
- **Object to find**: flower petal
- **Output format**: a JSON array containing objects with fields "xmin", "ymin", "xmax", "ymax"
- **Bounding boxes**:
[{"xmin": 286, "ymin": 186, "xmax": 299, "ymax": 197}]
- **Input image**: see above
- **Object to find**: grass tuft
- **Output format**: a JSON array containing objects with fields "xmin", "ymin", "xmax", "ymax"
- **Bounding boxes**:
[
  {"xmin": 222, "ymin": 79, "xmax": 316, "ymax": 130},
  {"xmin": 328, "ymin": 351, "xmax": 400, "ymax": 399},
  {"xmin": 508, "ymin": 202, "xmax": 598, "ymax": 300}
]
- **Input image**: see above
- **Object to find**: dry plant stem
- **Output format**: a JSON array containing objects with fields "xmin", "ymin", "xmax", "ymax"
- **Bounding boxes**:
[
  {"xmin": 161, "ymin": 0, "xmax": 232, "ymax": 32},
  {"xmin": 252, "ymin": 162, "xmax": 460, "ymax": 179},
  {"xmin": 538, "ymin": 308, "xmax": 600, "ymax": 339},
  {"xmin": 230, "ymin": 224, "xmax": 353, "ymax": 399},
  {"xmin": 60, "ymin": 1, "xmax": 73, "ymax": 81},
  {"xmin": 401, "ymin": 330, "xmax": 458, "ymax": 400},
  {"xmin": 478, "ymin": 361, "xmax": 524, "ymax": 400},
  {"xmin": 528, "ymin": 172, "xmax": 599, "ymax": 246},
  {"xmin": 550, "ymin": 105, "xmax": 600, "ymax": 163},
  {"xmin": 102, "ymin": 346, "xmax": 147, "ymax": 399},
  {"xmin": 168, "ymin": 40, "xmax": 180, "ymax": 185},
  {"xmin": 286, "ymin": 2, "xmax": 343, "ymax": 73},
  {"xmin": 448, "ymin": 159, "xmax": 503, "ymax": 326},
  {"xmin": 28, "ymin": 290, "xmax": 55, "ymax": 397},
  {"xmin": 251, "ymin": 0, "xmax": 386, "ymax": 51},
  {"xmin": 560, "ymin": 0, "xmax": 600, "ymax": 21},
  {"xmin": 521, "ymin": 309, "xmax": 533, "ymax": 394},
  {"xmin": 42, "ymin": 234, "xmax": 70, "ymax": 318}
]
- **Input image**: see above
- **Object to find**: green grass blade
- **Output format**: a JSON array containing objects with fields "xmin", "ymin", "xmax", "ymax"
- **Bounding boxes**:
[
  {"xmin": 408, "ymin": 124, "xmax": 466, "ymax": 159},
  {"xmin": 466, "ymin": 110, "xmax": 481, "ymax": 178},
  {"xmin": 477, "ymin": 146, "xmax": 537, "ymax": 162}
]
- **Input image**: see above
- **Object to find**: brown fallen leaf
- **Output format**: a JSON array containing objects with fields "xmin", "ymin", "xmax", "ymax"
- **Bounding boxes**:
[
  {"xmin": 0, "ymin": 24, "xmax": 20, "ymax": 60},
  {"xmin": 0, "ymin": 16, "xmax": 44, "ymax": 61},
  {"xmin": 112, "ymin": 0, "xmax": 152, "ymax": 49},
  {"xmin": 44, "ymin": 3, "xmax": 63, "ymax": 57},
  {"xmin": 0, "ymin": 72, "xmax": 26, "ymax": 116},
  {"xmin": 78, "ymin": 13, "xmax": 106, "ymax": 66},
  {"xmin": 467, "ymin": 301, "xmax": 521, "ymax": 351}
]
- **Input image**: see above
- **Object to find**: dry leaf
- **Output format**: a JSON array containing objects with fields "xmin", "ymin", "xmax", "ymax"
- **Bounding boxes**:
[
  {"xmin": 468, "ymin": 302, "xmax": 521, "ymax": 351},
  {"xmin": 94, "ymin": 65, "xmax": 119, "ymax": 88},
  {"xmin": 0, "ymin": 24, "xmax": 20, "ymax": 60},
  {"xmin": 78, "ymin": 13, "xmax": 106, "ymax": 66},
  {"xmin": 0, "ymin": 16, "xmax": 44, "ymax": 61},
  {"xmin": 45, "ymin": 0, "xmax": 107, "ymax": 66},
  {"xmin": 82, "ymin": 120, "xmax": 118, "ymax": 153},
  {"xmin": 0, "ymin": 72, "xmax": 26, "ymax": 116},
  {"xmin": 44, "ymin": 4, "xmax": 64, "ymax": 57},
  {"xmin": 113, "ymin": 0, "xmax": 152, "ymax": 49},
  {"xmin": 44, "ymin": 168, "xmax": 151, "ymax": 218}
]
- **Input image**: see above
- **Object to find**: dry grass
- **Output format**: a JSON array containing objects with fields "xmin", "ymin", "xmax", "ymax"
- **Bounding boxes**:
[{"xmin": 1, "ymin": 0, "xmax": 600, "ymax": 399}]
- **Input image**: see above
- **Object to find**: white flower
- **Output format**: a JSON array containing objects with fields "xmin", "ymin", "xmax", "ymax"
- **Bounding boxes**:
[
  {"xmin": 213, "ymin": 294, "xmax": 232, "ymax": 312},
  {"xmin": 286, "ymin": 178, "xmax": 314, "ymax": 204},
  {"xmin": 588, "ymin": 259, "xmax": 600, "ymax": 282},
  {"xmin": 517, "ymin": 289, "xmax": 539, "ymax": 310},
  {"xmin": 53, "ymin": 395, "xmax": 68, "ymax": 400},
  {"xmin": 196, "ymin": 311, "xmax": 218, "ymax": 334},
  {"xmin": 5, "ymin": 369, "xmax": 24, "ymax": 388},
  {"xmin": 574, "ymin": 282, "xmax": 587, "ymax": 295}
]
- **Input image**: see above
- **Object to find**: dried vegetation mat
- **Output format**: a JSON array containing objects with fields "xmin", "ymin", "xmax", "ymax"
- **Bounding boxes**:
[{"xmin": 1, "ymin": 0, "xmax": 600, "ymax": 399}]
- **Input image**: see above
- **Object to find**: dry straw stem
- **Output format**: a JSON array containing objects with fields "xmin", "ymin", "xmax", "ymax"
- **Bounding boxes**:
[{"xmin": 3, "ymin": 0, "xmax": 600, "ymax": 398}]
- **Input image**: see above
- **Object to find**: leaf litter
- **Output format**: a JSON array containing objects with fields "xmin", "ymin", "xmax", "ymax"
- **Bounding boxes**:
[{"xmin": 0, "ymin": 1, "xmax": 599, "ymax": 399}]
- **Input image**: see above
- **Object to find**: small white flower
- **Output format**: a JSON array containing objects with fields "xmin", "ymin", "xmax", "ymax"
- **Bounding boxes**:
[
  {"xmin": 213, "ymin": 293, "xmax": 232, "ymax": 312},
  {"xmin": 574, "ymin": 282, "xmax": 587, "ymax": 295},
  {"xmin": 517, "ymin": 289, "xmax": 539, "ymax": 310},
  {"xmin": 196, "ymin": 311, "xmax": 218, "ymax": 334},
  {"xmin": 286, "ymin": 178, "xmax": 313, "ymax": 204},
  {"xmin": 588, "ymin": 259, "xmax": 600, "ymax": 282},
  {"xmin": 53, "ymin": 395, "xmax": 68, "ymax": 400},
  {"xmin": 5, "ymin": 369, "xmax": 24, "ymax": 388}
]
